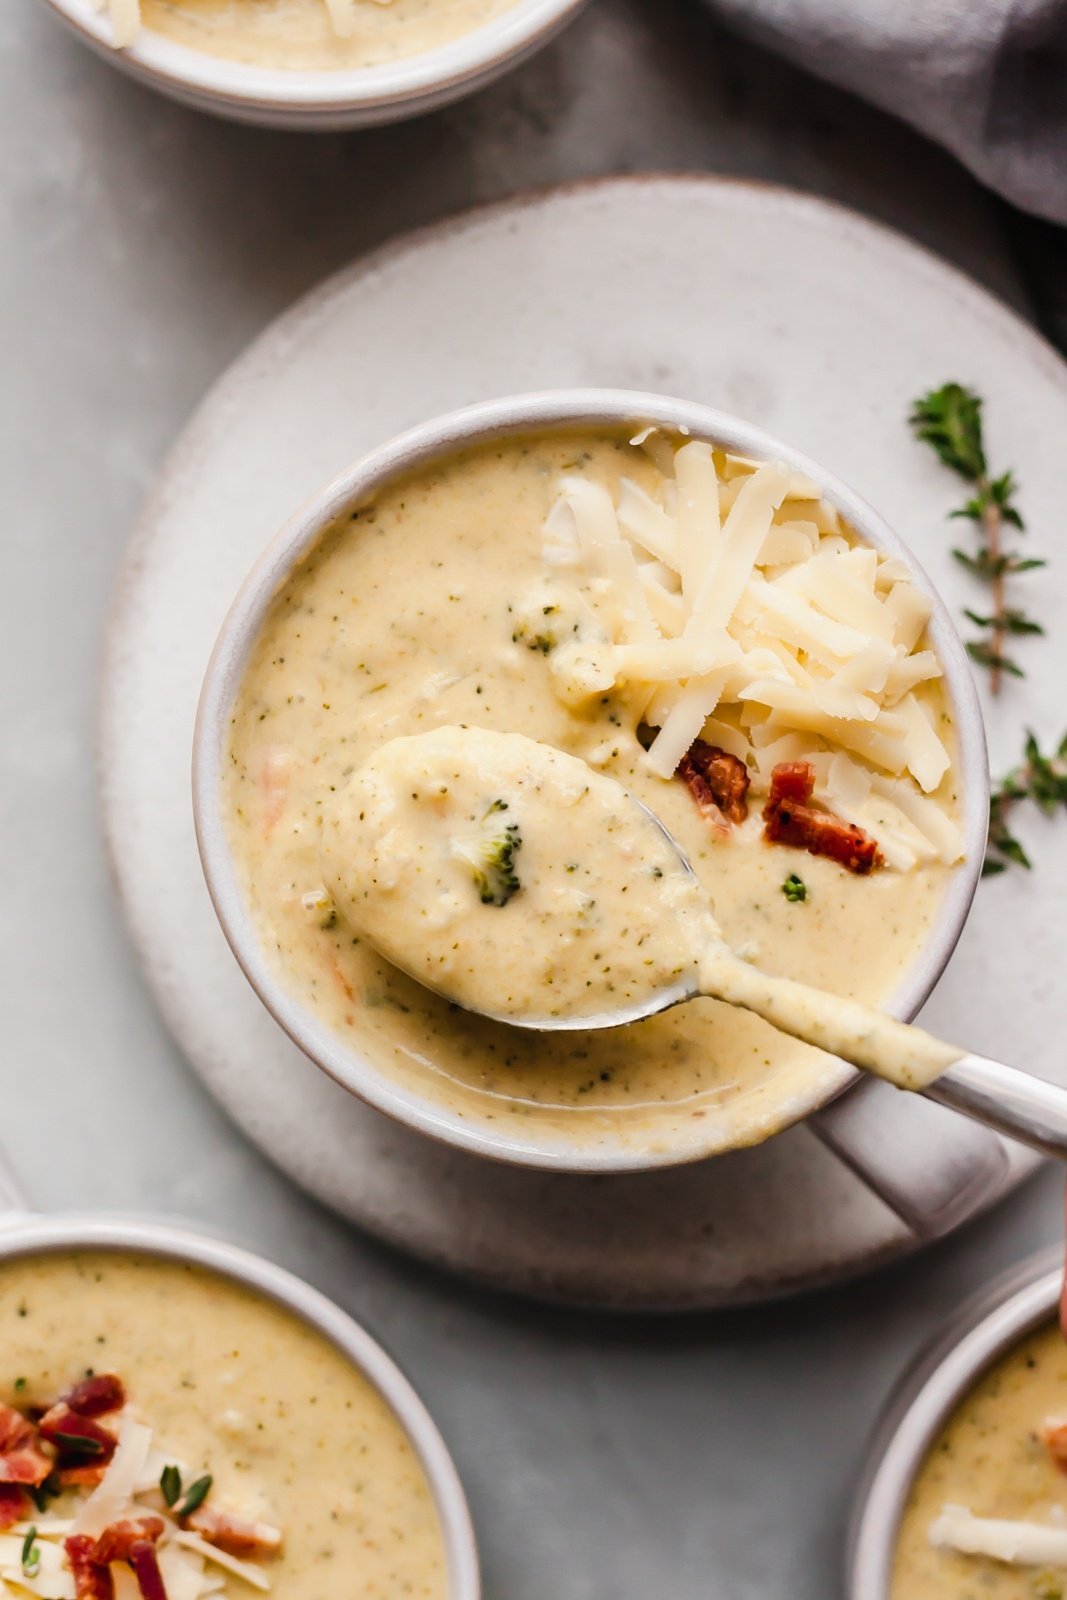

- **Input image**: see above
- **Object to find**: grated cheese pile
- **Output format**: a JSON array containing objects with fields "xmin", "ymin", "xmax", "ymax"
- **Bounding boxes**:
[
  {"xmin": 90, "ymin": 0, "xmax": 394, "ymax": 49},
  {"xmin": 5, "ymin": 1414, "xmax": 278, "ymax": 1599},
  {"xmin": 527, "ymin": 428, "xmax": 964, "ymax": 872}
]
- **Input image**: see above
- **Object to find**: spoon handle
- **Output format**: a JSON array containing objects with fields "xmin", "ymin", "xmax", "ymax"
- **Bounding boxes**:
[
  {"xmin": 700, "ymin": 950, "xmax": 1067, "ymax": 1160},
  {"xmin": 924, "ymin": 1054, "xmax": 1067, "ymax": 1160}
]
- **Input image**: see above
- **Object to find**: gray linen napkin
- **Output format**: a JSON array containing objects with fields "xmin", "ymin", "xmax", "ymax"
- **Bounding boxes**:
[{"xmin": 703, "ymin": 0, "xmax": 1067, "ymax": 224}]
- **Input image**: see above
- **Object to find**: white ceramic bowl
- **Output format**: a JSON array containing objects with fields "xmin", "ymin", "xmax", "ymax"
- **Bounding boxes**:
[
  {"xmin": 38, "ymin": 0, "xmax": 587, "ymax": 128},
  {"xmin": 848, "ymin": 1247, "xmax": 1062, "ymax": 1600},
  {"xmin": 0, "ymin": 1158, "xmax": 479, "ymax": 1600},
  {"xmin": 194, "ymin": 387, "xmax": 989, "ymax": 1173}
]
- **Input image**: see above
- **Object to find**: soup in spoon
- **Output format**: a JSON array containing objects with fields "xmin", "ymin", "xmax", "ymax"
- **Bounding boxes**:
[
  {"xmin": 324, "ymin": 724, "xmax": 961, "ymax": 1093},
  {"xmin": 321, "ymin": 724, "xmax": 719, "ymax": 1022}
]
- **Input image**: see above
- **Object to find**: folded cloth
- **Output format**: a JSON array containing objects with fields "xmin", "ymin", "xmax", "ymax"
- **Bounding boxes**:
[{"xmin": 703, "ymin": 0, "xmax": 1067, "ymax": 224}]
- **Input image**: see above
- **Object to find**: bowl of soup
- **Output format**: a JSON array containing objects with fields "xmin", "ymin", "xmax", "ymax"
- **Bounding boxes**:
[
  {"xmin": 849, "ymin": 1249, "xmax": 1067, "ymax": 1600},
  {"xmin": 193, "ymin": 388, "xmax": 988, "ymax": 1173},
  {"xmin": 0, "ymin": 1209, "xmax": 478, "ymax": 1599},
  {"xmin": 38, "ymin": 0, "xmax": 587, "ymax": 127}
]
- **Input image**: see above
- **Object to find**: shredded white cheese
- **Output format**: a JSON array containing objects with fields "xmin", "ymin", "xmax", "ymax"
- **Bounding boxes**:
[
  {"xmin": 536, "ymin": 431, "xmax": 963, "ymax": 868},
  {"xmin": 73, "ymin": 1418, "xmax": 153, "ymax": 1537},
  {"xmin": 175, "ymin": 1534, "xmax": 273, "ymax": 1592},
  {"xmin": 14, "ymin": 1408, "xmax": 282, "ymax": 1599}
]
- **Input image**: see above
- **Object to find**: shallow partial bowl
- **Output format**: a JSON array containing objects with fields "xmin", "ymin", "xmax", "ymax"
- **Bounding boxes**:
[
  {"xmin": 38, "ymin": 0, "xmax": 587, "ymax": 128},
  {"xmin": 193, "ymin": 387, "xmax": 989, "ymax": 1173},
  {"xmin": 0, "ymin": 1181, "xmax": 480, "ymax": 1600},
  {"xmin": 848, "ymin": 1247, "xmax": 1061, "ymax": 1600}
]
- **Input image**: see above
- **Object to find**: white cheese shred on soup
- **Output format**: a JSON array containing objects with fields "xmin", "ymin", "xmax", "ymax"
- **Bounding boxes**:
[
  {"xmin": 0, "ymin": 1252, "xmax": 446, "ymax": 1600},
  {"xmin": 222, "ymin": 425, "xmax": 965, "ymax": 1155}
]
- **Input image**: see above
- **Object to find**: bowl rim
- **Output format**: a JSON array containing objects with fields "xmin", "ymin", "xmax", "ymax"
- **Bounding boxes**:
[
  {"xmin": 192, "ymin": 386, "xmax": 989, "ymax": 1173},
  {"xmin": 38, "ymin": 0, "xmax": 586, "ymax": 114},
  {"xmin": 0, "ymin": 1208, "xmax": 480, "ymax": 1600},
  {"xmin": 846, "ymin": 1245, "xmax": 1063, "ymax": 1600}
]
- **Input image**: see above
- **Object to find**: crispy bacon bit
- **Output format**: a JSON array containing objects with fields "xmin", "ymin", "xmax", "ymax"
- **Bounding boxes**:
[
  {"xmin": 39, "ymin": 1403, "xmax": 117, "ymax": 1461},
  {"xmin": 765, "ymin": 761, "xmax": 814, "ymax": 808},
  {"xmin": 92, "ymin": 1518, "xmax": 166, "ymax": 1564},
  {"xmin": 129, "ymin": 1540, "xmax": 169, "ymax": 1600},
  {"xmin": 63, "ymin": 1374, "xmax": 126, "ymax": 1418},
  {"xmin": 58, "ymin": 1463, "xmax": 108, "ymax": 1489},
  {"xmin": 0, "ymin": 1402, "xmax": 52, "ymax": 1485},
  {"xmin": 678, "ymin": 741, "xmax": 751, "ymax": 828},
  {"xmin": 184, "ymin": 1504, "xmax": 283, "ymax": 1558},
  {"xmin": 762, "ymin": 761, "xmax": 882, "ymax": 875},
  {"xmin": 0, "ymin": 1484, "xmax": 29, "ymax": 1529},
  {"xmin": 66, "ymin": 1536, "xmax": 115, "ymax": 1600},
  {"xmin": 1041, "ymin": 1416, "xmax": 1067, "ymax": 1472}
]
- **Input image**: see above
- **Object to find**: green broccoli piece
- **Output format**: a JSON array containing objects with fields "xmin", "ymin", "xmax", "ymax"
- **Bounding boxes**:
[{"xmin": 453, "ymin": 799, "xmax": 523, "ymax": 906}]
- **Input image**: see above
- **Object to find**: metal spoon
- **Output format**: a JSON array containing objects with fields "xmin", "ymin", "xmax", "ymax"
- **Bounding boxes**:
[
  {"xmin": 477, "ymin": 795, "xmax": 1067, "ymax": 1162},
  {"xmin": 334, "ymin": 726, "xmax": 1067, "ymax": 1162}
]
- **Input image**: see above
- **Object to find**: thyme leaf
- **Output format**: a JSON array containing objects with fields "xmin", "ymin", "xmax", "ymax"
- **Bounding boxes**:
[
  {"xmin": 985, "ymin": 730, "xmax": 1067, "ymax": 875},
  {"xmin": 176, "ymin": 1474, "xmax": 213, "ymax": 1519},
  {"xmin": 21, "ymin": 1525, "xmax": 39, "ymax": 1578},
  {"xmin": 51, "ymin": 1432, "xmax": 105, "ymax": 1458},
  {"xmin": 160, "ymin": 1464, "xmax": 182, "ymax": 1508},
  {"xmin": 911, "ymin": 383, "xmax": 1039, "ymax": 692}
]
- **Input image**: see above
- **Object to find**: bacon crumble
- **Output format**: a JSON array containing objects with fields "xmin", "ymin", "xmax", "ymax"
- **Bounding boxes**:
[
  {"xmin": 63, "ymin": 1374, "xmax": 126, "ymax": 1418},
  {"xmin": 0, "ymin": 1483, "xmax": 29, "ymax": 1529},
  {"xmin": 677, "ymin": 740, "xmax": 751, "ymax": 829},
  {"xmin": 67, "ymin": 1519, "xmax": 166, "ymax": 1600},
  {"xmin": 1041, "ymin": 1416, "xmax": 1067, "ymax": 1472},
  {"xmin": 93, "ymin": 1517, "xmax": 166, "ymax": 1564},
  {"xmin": 65, "ymin": 1535, "xmax": 115, "ymax": 1600},
  {"xmin": 184, "ymin": 1503, "xmax": 283, "ymax": 1558},
  {"xmin": 129, "ymin": 1540, "xmax": 169, "ymax": 1600},
  {"xmin": 39, "ymin": 1402, "xmax": 118, "ymax": 1460},
  {"xmin": 9, "ymin": 1371, "xmax": 280, "ymax": 1598},
  {"xmin": 762, "ymin": 761, "xmax": 882, "ymax": 875},
  {"xmin": 0, "ymin": 1402, "xmax": 52, "ymax": 1486}
]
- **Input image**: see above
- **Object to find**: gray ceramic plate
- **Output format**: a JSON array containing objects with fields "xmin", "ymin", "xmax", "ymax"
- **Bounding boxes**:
[{"xmin": 100, "ymin": 176, "xmax": 1067, "ymax": 1308}]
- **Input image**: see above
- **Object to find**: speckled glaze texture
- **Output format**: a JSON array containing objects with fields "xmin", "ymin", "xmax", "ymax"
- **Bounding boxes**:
[{"xmin": 101, "ymin": 178, "xmax": 1067, "ymax": 1308}]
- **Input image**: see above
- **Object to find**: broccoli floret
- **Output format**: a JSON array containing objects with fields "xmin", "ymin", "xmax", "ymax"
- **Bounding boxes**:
[{"xmin": 452, "ymin": 799, "xmax": 523, "ymax": 906}]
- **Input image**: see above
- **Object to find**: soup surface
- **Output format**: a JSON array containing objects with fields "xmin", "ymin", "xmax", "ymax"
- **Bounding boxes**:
[
  {"xmin": 222, "ymin": 428, "xmax": 960, "ymax": 1156},
  {"xmin": 894, "ymin": 1321, "xmax": 1067, "ymax": 1600},
  {"xmin": 140, "ymin": 0, "xmax": 518, "ymax": 71},
  {"xmin": 0, "ymin": 1251, "xmax": 445, "ymax": 1599}
]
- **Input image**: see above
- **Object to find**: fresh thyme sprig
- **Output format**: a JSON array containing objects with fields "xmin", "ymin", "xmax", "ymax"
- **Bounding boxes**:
[
  {"xmin": 985, "ymin": 731, "xmax": 1067, "ymax": 875},
  {"xmin": 910, "ymin": 383, "xmax": 1044, "ymax": 692}
]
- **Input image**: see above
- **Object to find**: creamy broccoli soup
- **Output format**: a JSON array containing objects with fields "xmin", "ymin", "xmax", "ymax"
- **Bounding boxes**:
[
  {"xmin": 221, "ymin": 427, "xmax": 963, "ymax": 1156},
  {"xmin": 894, "ymin": 1321, "xmax": 1067, "ymax": 1600},
  {"xmin": 133, "ymin": 0, "xmax": 517, "ymax": 71},
  {"xmin": 0, "ymin": 1252, "xmax": 445, "ymax": 1600},
  {"xmin": 324, "ymin": 724, "xmax": 719, "ymax": 1021}
]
